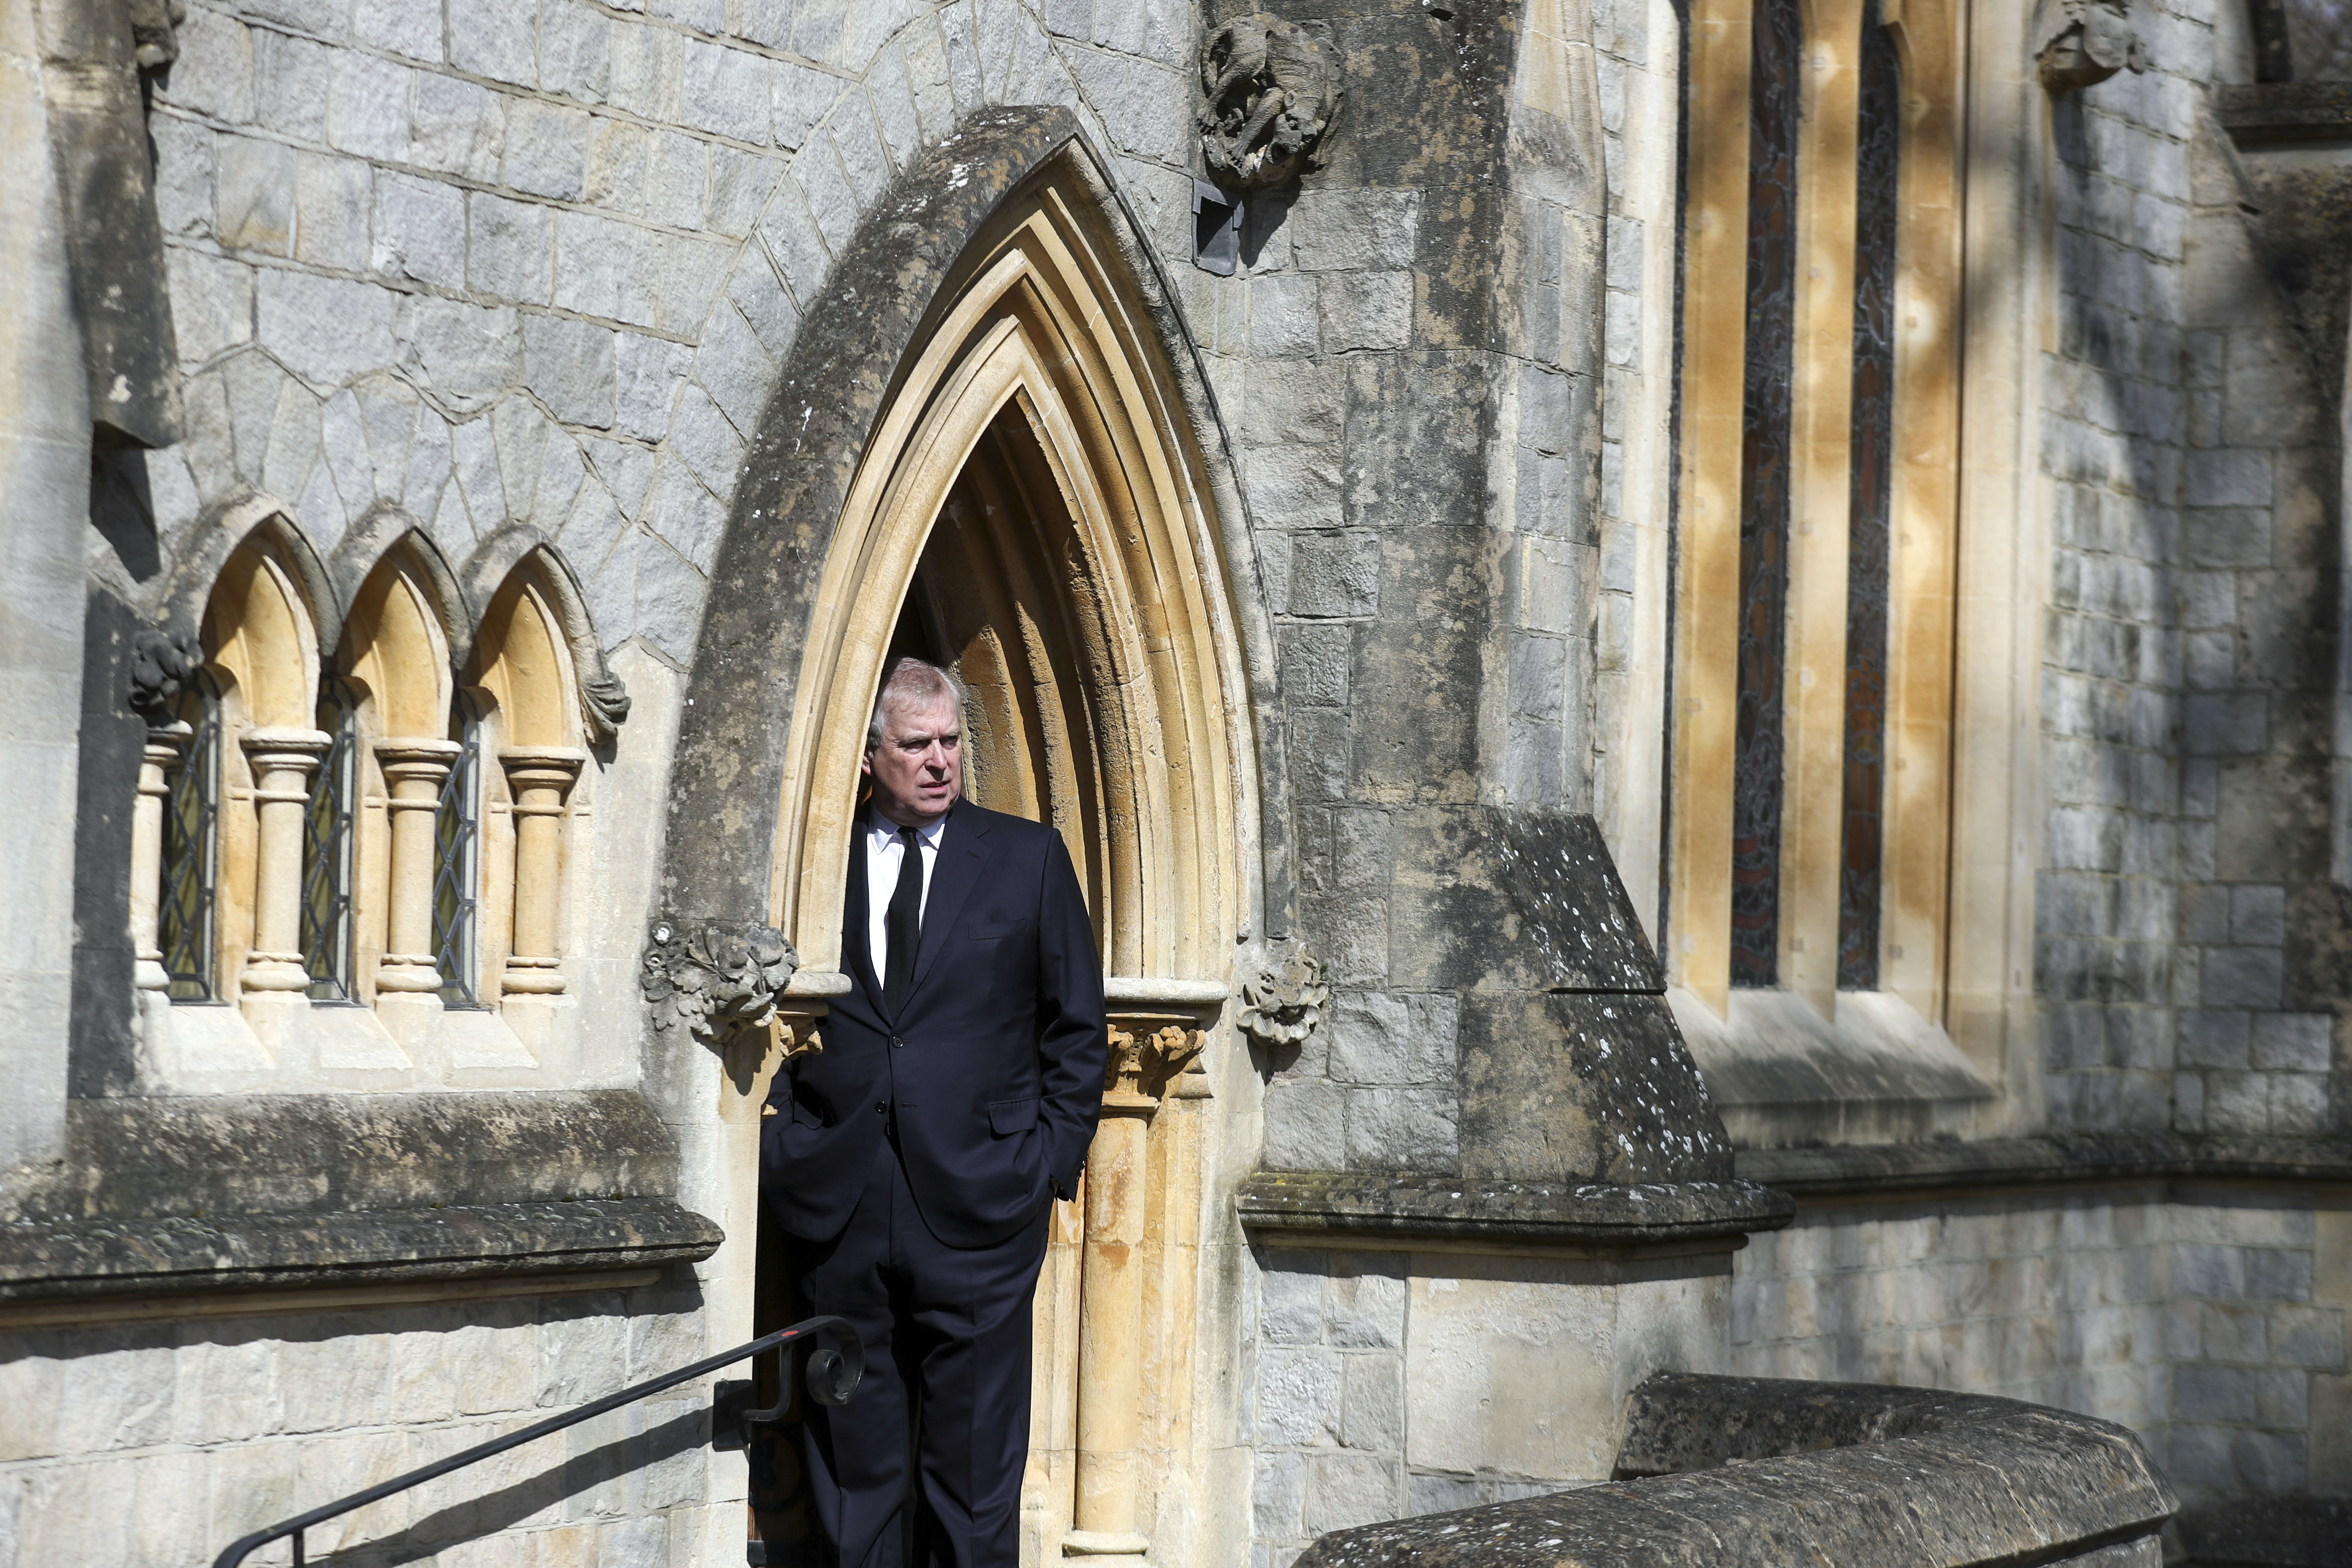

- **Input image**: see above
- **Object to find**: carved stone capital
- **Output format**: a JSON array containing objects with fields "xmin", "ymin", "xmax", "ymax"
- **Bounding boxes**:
[
  {"xmin": 1197, "ymin": 12, "xmax": 1342, "ymax": 190},
  {"xmin": 2036, "ymin": 0, "xmax": 2144, "ymax": 92},
  {"xmin": 1237, "ymin": 949, "xmax": 1329, "ymax": 1049},
  {"xmin": 641, "ymin": 916, "xmax": 801, "ymax": 1046}
]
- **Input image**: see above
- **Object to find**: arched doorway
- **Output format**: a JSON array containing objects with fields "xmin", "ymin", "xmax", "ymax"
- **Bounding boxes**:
[{"xmin": 744, "ymin": 152, "xmax": 1262, "ymax": 1568}]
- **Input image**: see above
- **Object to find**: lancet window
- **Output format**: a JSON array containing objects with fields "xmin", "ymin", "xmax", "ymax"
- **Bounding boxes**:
[
  {"xmin": 129, "ymin": 509, "xmax": 606, "ymax": 1088},
  {"xmin": 1672, "ymin": 0, "xmax": 1962, "ymax": 1022}
]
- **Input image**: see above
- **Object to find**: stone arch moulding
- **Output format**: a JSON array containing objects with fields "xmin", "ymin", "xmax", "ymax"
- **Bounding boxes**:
[
  {"xmin": 152, "ymin": 489, "xmax": 342, "ymax": 659},
  {"xmin": 659, "ymin": 107, "xmax": 1289, "ymax": 983}
]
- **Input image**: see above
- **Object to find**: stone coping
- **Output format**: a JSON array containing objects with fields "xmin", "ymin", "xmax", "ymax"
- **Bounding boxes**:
[
  {"xmin": 0, "ymin": 1198, "xmax": 721, "ymax": 1302},
  {"xmin": 1235, "ymin": 1172, "xmax": 1795, "ymax": 1246},
  {"xmin": 1734, "ymin": 1130, "xmax": 2352, "ymax": 1198},
  {"xmin": 2217, "ymin": 82, "xmax": 2352, "ymax": 147},
  {"xmin": 1296, "ymin": 1373, "xmax": 2176, "ymax": 1568}
]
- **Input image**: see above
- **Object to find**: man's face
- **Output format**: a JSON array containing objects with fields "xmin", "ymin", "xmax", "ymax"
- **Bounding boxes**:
[{"xmin": 862, "ymin": 692, "xmax": 962, "ymax": 827}]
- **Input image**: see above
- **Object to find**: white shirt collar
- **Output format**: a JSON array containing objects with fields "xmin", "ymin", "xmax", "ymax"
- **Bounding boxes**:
[{"xmin": 868, "ymin": 808, "xmax": 949, "ymax": 849}]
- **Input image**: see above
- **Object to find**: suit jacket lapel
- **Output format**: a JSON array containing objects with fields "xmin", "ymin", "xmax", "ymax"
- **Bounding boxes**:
[{"xmin": 909, "ymin": 804, "xmax": 991, "ymax": 998}]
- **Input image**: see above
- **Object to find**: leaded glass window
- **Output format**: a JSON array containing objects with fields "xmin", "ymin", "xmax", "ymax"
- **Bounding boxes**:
[
  {"xmin": 1730, "ymin": 0, "xmax": 1804, "ymax": 988},
  {"xmin": 2287, "ymin": 0, "xmax": 2352, "ymax": 76},
  {"xmin": 303, "ymin": 675, "xmax": 359, "ymax": 1002},
  {"xmin": 1837, "ymin": 0, "xmax": 1902, "ymax": 991},
  {"xmin": 160, "ymin": 678, "xmax": 220, "ymax": 1002},
  {"xmin": 434, "ymin": 696, "xmax": 484, "ymax": 1008}
]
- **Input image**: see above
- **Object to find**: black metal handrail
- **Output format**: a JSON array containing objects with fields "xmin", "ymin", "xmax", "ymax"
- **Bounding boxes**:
[{"xmin": 211, "ymin": 1314, "xmax": 863, "ymax": 1568}]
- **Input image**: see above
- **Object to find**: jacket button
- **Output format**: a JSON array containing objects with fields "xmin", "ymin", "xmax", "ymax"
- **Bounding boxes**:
[
  {"xmin": 891, "ymin": 1036, "xmax": 904, "ymax": 1049},
  {"xmin": 875, "ymin": 1101, "xmax": 887, "ymax": 1116}
]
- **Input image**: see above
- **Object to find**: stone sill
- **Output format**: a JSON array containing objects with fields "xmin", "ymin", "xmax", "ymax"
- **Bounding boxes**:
[
  {"xmin": 1735, "ymin": 1130, "xmax": 2352, "ymax": 1199},
  {"xmin": 1298, "ymin": 1373, "xmax": 2174, "ymax": 1568},
  {"xmin": 1236, "ymin": 1171, "xmax": 1795, "ymax": 1249},
  {"xmin": 2218, "ymin": 82, "xmax": 2352, "ymax": 147},
  {"xmin": 0, "ymin": 1196, "xmax": 722, "ymax": 1303}
]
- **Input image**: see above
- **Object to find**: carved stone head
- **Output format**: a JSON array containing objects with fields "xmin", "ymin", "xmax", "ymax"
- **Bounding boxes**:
[{"xmin": 1197, "ymin": 13, "xmax": 1343, "ymax": 190}]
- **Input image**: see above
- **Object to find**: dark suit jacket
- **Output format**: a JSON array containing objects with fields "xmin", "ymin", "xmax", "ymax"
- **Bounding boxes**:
[{"xmin": 761, "ymin": 799, "xmax": 1107, "ymax": 1249}]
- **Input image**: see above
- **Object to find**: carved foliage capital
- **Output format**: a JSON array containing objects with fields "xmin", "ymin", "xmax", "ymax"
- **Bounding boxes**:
[
  {"xmin": 129, "ymin": 628, "xmax": 202, "ymax": 719},
  {"xmin": 641, "ymin": 916, "xmax": 799, "ymax": 1045},
  {"xmin": 1238, "ymin": 949, "xmax": 1328, "ymax": 1049}
]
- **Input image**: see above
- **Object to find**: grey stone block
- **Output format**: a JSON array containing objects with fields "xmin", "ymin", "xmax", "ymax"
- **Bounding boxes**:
[
  {"xmin": 696, "ymin": 303, "xmax": 778, "ymax": 435},
  {"xmin": 258, "ymin": 269, "xmax": 398, "ymax": 389},
  {"xmin": 504, "ymin": 99, "xmax": 593, "ymax": 200},
  {"xmin": 1325, "ymin": 1266, "xmax": 1407, "ymax": 1351},
  {"xmin": 541, "ymin": 0, "xmax": 612, "ymax": 101},
  {"xmin": 2249, "ymin": 1013, "xmax": 2330, "ymax": 1072},
  {"xmin": 396, "ymin": 296, "xmax": 521, "ymax": 415},
  {"xmin": 2177, "ymin": 1011, "xmax": 2249, "ymax": 1069},
  {"xmin": 1257, "ymin": 1346, "xmax": 1344, "ymax": 1446},
  {"xmin": 152, "ymin": 115, "xmax": 216, "ymax": 239},
  {"xmin": 166, "ymin": 249, "xmax": 254, "ymax": 366},
  {"xmin": 828, "ymin": 96, "xmax": 896, "ymax": 205},
  {"xmin": 255, "ymin": 30, "xmax": 330, "ymax": 142},
  {"xmin": 1289, "ymin": 190, "xmax": 1421, "ymax": 272},
  {"xmin": 1320, "ymin": 273, "xmax": 1413, "ymax": 353},
  {"xmin": 867, "ymin": 46, "xmax": 923, "ymax": 170},
  {"xmin": 793, "ymin": 141, "xmax": 862, "ymax": 256},
  {"xmin": 647, "ymin": 132, "xmax": 708, "ymax": 229},
  {"xmin": 411, "ymin": 74, "xmax": 506, "ymax": 181},
  {"xmin": 2228, "ymin": 885, "xmax": 2286, "ymax": 945},
  {"xmin": 683, "ymin": 39, "xmax": 773, "ymax": 145},
  {"xmin": 726, "ymin": 249, "xmax": 799, "ymax": 361},
  {"xmin": 1289, "ymin": 533, "xmax": 1381, "ymax": 619},
  {"xmin": 1264, "ymin": 1078, "xmax": 1348, "ymax": 1171},
  {"xmin": 1262, "ymin": 1264, "xmax": 1328, "ymax": 1347},
  {"xmin": 524, "ymin": 314, "xmax": 617, "ymax": 429},
  {"xmin": 1282, "ymin": 623, "xmax": 1354, "ymax": 707},
  {"xmin": 2233, "ymin": 1430, "xmax": 2306, "ymax": 1492},
  {"xmin": 372, "ymin": 172, "xmax": 466, "ymax": 288},
  {"xmin": 633, "ymin": 536, "xmax": 707, "ymax": 664},
  {"xmin": 2201, "ymin": 946, "xmax": 2282, "ymax": 1010},
  {"xmin": 2185, "ymin": 448, "xmax": 2274, "ymax": 508},
  {"xmin": 2267, "ymin": 1072, "xmax": 2328, "ymax": 1133},
  {"xmin": 554, "ymin": 211, "xmax": 663, "ymax": 328},
  {"xmin": 326, "ymin": 55, "xmax": 410, "ymax": 163},
  {"xmin": 1252, "ymin": 451, "xmax": 1346, "ymax": 533},
  {"xmin": 468, "ymin": 191, "xmax": 554, "ymax": 304},
  {"xmin": 449, "ymin": 0, "xmax": 540, "ymax": 87},
  {"xmin": 1255, "ymin": 1450, "xmax": 1308, "ymax": 1541},
  {"xmin": 168, "ymin": 6, "xmax": 257, "ymax": 123},
  {"xmin": 359, "ymin": 0, "xmax": 444, "ymax": 60},
  {"xmin": 1329, "ymin": 992, "xmax": 1458, "ymax": 1087},
  {"xmin": 585, "ymin": 118, "xmax": 652, "ymax": 214},
  {"xmin": 216, "ymin": 135, "xmax": 297, "ymax": 255},
  {"xmin": 614, "ymin": 331, "xmax": 692, "ymax": 442},
  {"xmin": 2172, "ymin": 1242, "xmax": 2246, "ymax": 1298},
  {"xmin": 646, "ymin": 459, "xmax": 730, "ymax": 570},
  {"xmin": 1344, "ymin": 1087, "xmax": 1459, "ymax": 1173},
  {"xmin": 606, "ymin": 20, "xmax": 682, "ymax": 122},
  {"xmin": 1304, "ymin": 1452, "xmax": 1400, "ymax": 1536},
  {"xmin": 1250, "ymin": 274, "xmax": 1322, "ymax": 357},
  {"xmin": 707, "ymin": 146, "xmax": 778, "ymax": 238},
  {"xmin": 658, "ymin": 235, "xmax": 732, "ymax": 333},
  {"xmin": 1340, "ymin": 1354, "xmax": 1404, "ymax": 1453}
]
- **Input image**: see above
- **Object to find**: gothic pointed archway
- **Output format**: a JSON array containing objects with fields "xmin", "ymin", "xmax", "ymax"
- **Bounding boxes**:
[{"xmin": 662, "ymin": 119, "xmax": 1276, "ymax": 1568}]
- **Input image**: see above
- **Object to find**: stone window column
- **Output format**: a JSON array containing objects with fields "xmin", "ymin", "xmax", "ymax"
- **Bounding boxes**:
[
  {"xmin": 497, "ymin": 746, "xmax": 583, "ymax": 995},
  {"xmin": 129, "ymin": 720, "xmax": 189, "ymax": 994},
  {"xmin": 1066, "ymin": 1017, "xmax": 1201, "ymax": 1564},
  {"xmin": 374, "ymin": 738, "xmax": 460, "ymax": 994},
  {"xmin": 239, "ymin": 727, "xmax": 331, "ymax": 994}
]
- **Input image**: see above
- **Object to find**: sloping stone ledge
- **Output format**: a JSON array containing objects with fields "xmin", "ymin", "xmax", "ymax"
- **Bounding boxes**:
[
  {"xmin": 1296, "ymin": 1373, "xmax": 2177, "ymax": 1568},
  {"xmin": 1237, "ymin": 1173, "xmax": 1795, "ymax": 1247},
  {"xmin": 1735, "ymin": 1131, "xmax": 2352, "ymax": 1199},
  {"xmin": 2217, "ymin": 83, "xmax": 2352, "ymax": 148},
  {"xmin": 0, "ymin": 1198, "xmax": 723, "ymax": 1302}
]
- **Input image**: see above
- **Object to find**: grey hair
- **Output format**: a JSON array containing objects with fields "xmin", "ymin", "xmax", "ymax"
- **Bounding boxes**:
[{"xmin": 867, "ymin": 656, "xmax": 968, "ymax": 749}]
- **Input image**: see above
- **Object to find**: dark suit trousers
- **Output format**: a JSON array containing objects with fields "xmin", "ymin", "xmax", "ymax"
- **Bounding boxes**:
[{"xmin": 788, "ymin": 1130, "xmax": 1050, "ymax": 1568}]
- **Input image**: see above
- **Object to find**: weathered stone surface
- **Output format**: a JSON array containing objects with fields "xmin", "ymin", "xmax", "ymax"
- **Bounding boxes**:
[
  {"xmin": 1295, "ymin": 1375, "xmax": 2176, "ymax": 1568},
  {"xmin": 1238, "ymin": 1172, "xmax": 1790, "ymax": 1246},
  {"xmin": 1736, "ymin": 1130, "xmax": 2352, "ymax": 1197}
]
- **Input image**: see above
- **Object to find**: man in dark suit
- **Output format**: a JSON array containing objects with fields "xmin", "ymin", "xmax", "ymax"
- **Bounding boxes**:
[{"xmin": 762, "ymin": 655, "xmax": 1106, "ymax": 1568}]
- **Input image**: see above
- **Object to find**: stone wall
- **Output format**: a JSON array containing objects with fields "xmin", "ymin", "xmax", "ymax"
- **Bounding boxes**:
[
  {"xmin": 2033, "ymin": 0, "xmax": 2348, "ymax": 1139},
  {"xmin": 1730, "ymin": 1191, "xmax": 2352, "ymax": 1504},
  {"xmin": 0, "ymin": 1286, "xmax": 720, "ymax": 1565}
]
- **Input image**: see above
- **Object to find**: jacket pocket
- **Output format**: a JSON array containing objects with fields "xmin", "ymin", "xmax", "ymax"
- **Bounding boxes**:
[{"xmin": 986, "ymin": 1096, "xmax": 1040, "ymax": 1135}]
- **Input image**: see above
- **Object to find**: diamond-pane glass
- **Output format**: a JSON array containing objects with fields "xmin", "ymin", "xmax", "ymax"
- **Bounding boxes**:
[
  {"xmin": 1730, "ymin": 0, "xmax": 1804, "ymax": 988},
  {"xmin": 1838, "ymin": 0, "xmax": 1901, "ymax": 992},
  {"xmin": 433, "ymin": 699, "xmax": 483, "ymax": 1008},
  {"xmin": 2286, "ymin": 0, "xmax": 2352, "ymax": 76},
  {"xmin": 303, "ymin": 678, "xmax": 358, "ymax": 1002},
  {"xmin": 159, "ymin": 683, "xmax": 220, "ymax": 1002}
]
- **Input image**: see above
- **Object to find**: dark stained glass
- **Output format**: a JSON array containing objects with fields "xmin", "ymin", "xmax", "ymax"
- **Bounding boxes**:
[
  {"xmin": 303, "ymin": 676, "xmax": 359, "ymax": 1001},
  {"xmin": 434, "ymin": 696, "xmax": 483, "ymax": 1008},
  {"xmin": 160, "ymin": 679, "xmax": 220, "ymax": 1002},
  {"xmin": 1730, "ymin": 0, "xmax": 1804, "ymax": 987},
  {"xmin": 1838, "ymin": 0, "xmax": 1901, "ymax": 990},
  {"xmin": 2284, "ymin": 0, "xmax": 2352, "ymax": 77}
]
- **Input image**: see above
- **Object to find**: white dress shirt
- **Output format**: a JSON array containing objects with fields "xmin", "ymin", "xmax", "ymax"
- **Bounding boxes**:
[{"xmin": 864, "ymin": 811, "xmax": 948, "ymax": 979}]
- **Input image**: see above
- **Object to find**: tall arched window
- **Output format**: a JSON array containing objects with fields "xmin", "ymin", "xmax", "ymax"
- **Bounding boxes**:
[
  {"xmin": 159, "ymin": 675, "xmax": 221, "ymax": 1002},
  {"xmin": 433, "ymin": 694, "xmax": 484, "ymax": 1009},
  {"xmin": 302, "ymin": 674, "xmax": 360, "ymax": 1002}
]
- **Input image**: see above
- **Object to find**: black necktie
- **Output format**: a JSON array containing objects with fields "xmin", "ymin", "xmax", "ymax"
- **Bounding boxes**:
[{"xmin": 883, "ymin": 826, "xmax": 922, "ymax": 1014}]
